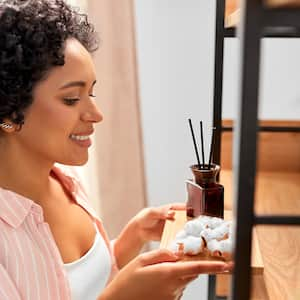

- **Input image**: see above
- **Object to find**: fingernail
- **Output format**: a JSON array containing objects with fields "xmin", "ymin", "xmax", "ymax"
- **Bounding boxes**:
[{"xmin": 222, "ymin": 264, "xmax": 231, "ymax": 271}]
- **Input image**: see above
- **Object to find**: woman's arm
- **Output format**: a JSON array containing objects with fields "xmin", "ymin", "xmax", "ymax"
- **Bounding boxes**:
[
  {"xmin": 98, "ymin": 249, "xmax": 232, "ymax": 300},
  {"xmin": 112, "ymin": 217, "xmax": 144, "ymax": 269}
]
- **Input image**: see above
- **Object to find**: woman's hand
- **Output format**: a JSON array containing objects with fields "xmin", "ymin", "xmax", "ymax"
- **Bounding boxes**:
[
  {"xmin": 98, "ymin": 249, "xmax": 232, "ymax": 300},
  {"xmin": 133, "ymin": 203, "xmax": 186, "ymax": 243},
  {"xmin": 113, "ymin": 203, "xmax": 186, "ymax": 268}
]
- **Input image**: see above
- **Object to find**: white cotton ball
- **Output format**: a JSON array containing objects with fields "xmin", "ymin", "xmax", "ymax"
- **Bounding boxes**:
[
  {"xmin": 207, "ymin": 217, "xmax": 224, "ymax": 229},
  {"xmin": 206, "ymin": 239, "xmax": 221, "ymax": 253},
  {"xmin": 207, "ymin": 238, "xmax": 233, "ymax": 259},
  {"xmin": 197, "ymin": 215, "xmax": 212, "ymax": 227},
  {"xmin": 169, "ymin": 236, "xmax": 204, "ymax": 255},
  {"xmin": 200, "ymin": 228, "xmax": 215, "ymax": 242},
  {"xmin": 175, "ymin": 230, "xmax": 188, "ymax": 239},
  {"xmin": 184, "ymin": 219, "xmax": 205, "ymax": 236},
  {"xmin": 201, "ymin": 224, "xmax": 229, "ymax": 242},
  {"xmin": 218, "ymin": 239, "xmax": 233, "ymax": 254},
  {"xmin": 169, "ymin": 215, "xmax": 234, "ymax": 259},
  {"xmin": 212, "ymin": 224, "xmax": 230, "ymax": 240},
  {"xmin": 182, "ymin": 236, "xmax": 204, "ymax": 255},
  {"xmin": 228, "ymin": 221, "xmax": 235, "ymax": 242}
]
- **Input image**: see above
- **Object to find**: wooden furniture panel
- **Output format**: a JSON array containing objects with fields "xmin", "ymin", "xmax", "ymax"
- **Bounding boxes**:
[
  {"xmin": 225, "ymin": 0, "xmax": 240, "ymax": 28},
  {"xmin": 219, "ymin": 170, "xmax": 300, "ymax": 299},
  {"xmin": 264, "ymin": 0, "xmax": 300, "ymax": 7},
  {"xmin": 225, "ymin": 0, "xmax": 239, "ymax": 17},
  {"xmin": 225, "ymin": 9, "xmax": 240, "ymax": 28},
  {"xmin": 216, "ymin": 273, "xmax": 269, "ymax": 300},
  {"xmin": 225, "ymin": 1, "xmax": 300, "ymax": 28},
  {"xmin": 221, "ymin": 120, "xmax": 300, "ymax": 172}
]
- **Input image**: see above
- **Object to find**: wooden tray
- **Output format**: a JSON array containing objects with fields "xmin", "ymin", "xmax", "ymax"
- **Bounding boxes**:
[{"xmin": 160, "ymin": 210, "xmax": 264, "ymax": 275}]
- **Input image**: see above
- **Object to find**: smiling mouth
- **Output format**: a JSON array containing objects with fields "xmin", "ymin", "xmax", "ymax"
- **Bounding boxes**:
[{"xmin": 69, "ymin": 134, "xmax": 90, "ymax": 141}]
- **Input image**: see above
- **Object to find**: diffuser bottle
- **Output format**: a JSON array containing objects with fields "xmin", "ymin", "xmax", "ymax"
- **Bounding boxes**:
[{"xmin": 186, "ymin": 164, "xmax": 224, "ymax": 218}]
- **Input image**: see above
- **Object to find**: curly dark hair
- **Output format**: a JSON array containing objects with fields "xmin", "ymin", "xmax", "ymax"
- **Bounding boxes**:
[{"xmin": 0, "ymin": 0, "xmax": 99, "ymax": 126}]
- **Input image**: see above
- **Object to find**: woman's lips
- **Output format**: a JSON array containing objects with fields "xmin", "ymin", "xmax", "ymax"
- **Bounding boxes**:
[{"xmin": 69, "ymin": 134, "xmax": 92, "ymax": 147}]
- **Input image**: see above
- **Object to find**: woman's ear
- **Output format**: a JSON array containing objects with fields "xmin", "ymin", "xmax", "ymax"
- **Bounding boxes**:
[{"xmin": 0, "ymin": 120, "xmax": 15, "ymax": 133}]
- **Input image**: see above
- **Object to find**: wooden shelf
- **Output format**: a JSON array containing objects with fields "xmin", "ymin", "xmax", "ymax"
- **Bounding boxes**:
[
  {"xmin": 225, "ymin": 6, "xmax": 300, "ymax": 37},
  {"xmin": 265, "ymin": 0, "xmax": 300, "ymax": 8},
  {"xmin": 220, "ymin": 120, "xmax": 300, "ymax": 173},
  {"xmin": 225, "ymin": 9, "xmax": 240, "ymax": 28},
  {"xmin": 219, "ymin": 170, "xmax": 300, "ymax": 299}
]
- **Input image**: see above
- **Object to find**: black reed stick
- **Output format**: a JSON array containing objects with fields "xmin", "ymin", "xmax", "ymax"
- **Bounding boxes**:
[
  {"xmin": 200, "ymin": 121, "xmax": 205, "ymax": 169},
  {"xmin": 208, "ymin": 126, "xmax": 216, "ymax": 169},
  {"xmin": 188, "ymin": 119, "xmax": 201, "ymax": 169}
]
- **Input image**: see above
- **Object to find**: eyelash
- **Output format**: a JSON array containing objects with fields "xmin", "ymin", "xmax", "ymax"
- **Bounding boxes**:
[{"xmin": 63, "ymin": 94, "xmax": 96, "ymax": 106}]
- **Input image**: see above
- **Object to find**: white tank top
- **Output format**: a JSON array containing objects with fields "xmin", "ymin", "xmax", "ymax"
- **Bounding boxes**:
[{"xmin": 64, "ymin": 223, "xmax": 112, "ymax": 300}]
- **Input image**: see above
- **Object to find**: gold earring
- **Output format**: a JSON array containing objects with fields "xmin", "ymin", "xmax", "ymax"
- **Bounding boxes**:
[{"xmin": 0, "ymin": 122, "xmax": 13, "ymax": 129}]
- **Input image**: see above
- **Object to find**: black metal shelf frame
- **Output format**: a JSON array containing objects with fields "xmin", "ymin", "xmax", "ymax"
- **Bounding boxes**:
[
  {"xmin": 222, "ymin": 125, "xmax": 300, "ymax": 132},
  {"xmin": 225, "ymin": 26, "xmax": 300, "ymax": 37},
  {"xmin": 209, "ymin": 1, "xmax": 300, "ymax": 300}
]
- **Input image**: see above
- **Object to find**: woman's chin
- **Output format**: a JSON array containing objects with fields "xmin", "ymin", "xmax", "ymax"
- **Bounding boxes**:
[{"xmin": 57, "ymin": 155, "xmax": 89, "ymax": 166}]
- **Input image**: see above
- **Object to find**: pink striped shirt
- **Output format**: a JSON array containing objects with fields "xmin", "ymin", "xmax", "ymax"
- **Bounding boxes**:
[{"xmin": 0, "ymin": 164, "xmax": 118, "ymax": 300}]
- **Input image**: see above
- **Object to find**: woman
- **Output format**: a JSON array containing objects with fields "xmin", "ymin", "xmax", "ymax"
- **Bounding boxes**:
[{"xmin": 0, "ymin": 1, "xmax": 231, "ymax": 299}]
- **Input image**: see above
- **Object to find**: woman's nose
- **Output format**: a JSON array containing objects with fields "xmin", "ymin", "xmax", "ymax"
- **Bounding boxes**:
[{"xmin": 81, "ymin": 100, "xmax": 103, "ymax": 123}]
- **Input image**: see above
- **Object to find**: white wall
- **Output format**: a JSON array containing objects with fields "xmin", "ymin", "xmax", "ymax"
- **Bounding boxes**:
[
  {"xmin": 133, "ymin": 1, "xmax": 300, "ymax": 299},
  {"xmin": 223, "ymin": 38, "xmax": 300, "ymax": 120},
  {"xmin": 134, "ymin": 0, "xmax": 217, "ymax": 208},
  {"xmin": 134, "ymin": 1, "xmax": 216, "ymax": 299}
]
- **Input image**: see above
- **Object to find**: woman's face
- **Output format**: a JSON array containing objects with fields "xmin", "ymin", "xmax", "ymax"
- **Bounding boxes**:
[{"xmin": 12, "ymin": 38, "xmax": 103, "ymax": 166}]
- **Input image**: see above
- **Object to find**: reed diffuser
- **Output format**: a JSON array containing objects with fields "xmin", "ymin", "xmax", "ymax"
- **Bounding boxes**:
[{"xmin": 186, "ymin": 119, "xmax": 224, "ymax": 218}]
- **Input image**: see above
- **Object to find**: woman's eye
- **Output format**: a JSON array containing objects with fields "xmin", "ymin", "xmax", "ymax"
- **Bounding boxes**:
[
  {"xmin": 63, "ymin": 98, "xmax": 80, "ymax": 106},
  {"xmin": 89, "ymin": 94, "xmax": 96, "ymax": 99}
]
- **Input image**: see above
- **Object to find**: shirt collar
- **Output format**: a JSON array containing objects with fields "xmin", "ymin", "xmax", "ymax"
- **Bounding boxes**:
[
  {"xmin": 0, "ymin": 188, "xmax": 34, "ymax": 228},
  {"xmin": 0, "ymin": 164, "xmax": 98, "ymax": 228}
]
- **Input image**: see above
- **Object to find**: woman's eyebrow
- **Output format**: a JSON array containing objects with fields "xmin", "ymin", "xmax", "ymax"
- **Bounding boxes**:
[{"xmin": 59, "ymin": 80, "xmax": 97, "ymax": 90}]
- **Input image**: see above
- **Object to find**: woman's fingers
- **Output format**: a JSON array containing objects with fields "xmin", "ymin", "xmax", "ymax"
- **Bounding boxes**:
[
  {"xmin": 138, "ymin": 249, "xmax": 179, "ymax": 266},
  {"xmin": 141, "ymin": 203, "xmax": 186, "ymax": 222},
  {"xmin": 169, "ymin": 203, "xmax": 186, "ymax": 211},
  {"xmin": 171, "ymin": 260, "xmax": 230, "ymax": 277},
  {"xmin": 179, "ymin": 275, "xmax": 199, "ymax": 286}
]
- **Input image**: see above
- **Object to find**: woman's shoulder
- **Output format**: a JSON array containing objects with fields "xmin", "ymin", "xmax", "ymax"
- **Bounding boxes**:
[{"xmin": 53, "ymin": 163, "xmax": 97, "ymax": 216}]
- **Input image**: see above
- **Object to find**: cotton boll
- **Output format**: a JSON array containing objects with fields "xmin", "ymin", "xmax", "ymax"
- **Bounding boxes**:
[
  {"xmin": 207, "ymin": 238, "xmax": 233, "ymax": 260},
  {"xmin": 213, "ymin": 224, "xmax": 230, "ymax": 240},
  {"xmin": 168, "ymin": 214, "xmax": 234, "ymax": 260},
  {"xmin": 207, "ymin": 239, "xmax": 221, "ymax": 253},
  {"xmin": 228, "ymin": 221, "xmax": 235, "ymax": 242},
  {"xmin": 198, "ymin": 215, "xmax": 211, "ymax": 222},
  {"xmin": 200, "ymin": 228, "xmax": 215, "ymax": 242},
  {"xmin": 175, "ymin": 230, "xmax": 188, "ymax": 239},
  {"xmin": 206, "ymin": 217, "xmax": 224, "ymax": 229},
  {"xmin": 182, "ymin": 236, "xmax": 204, "ymax": 255},
  {"xmin": 219, "ymin": 239, "xmax": 233, "ymax": 254},
  {"xmin": 197, "ymin": 215, "xmax": 212, "ymax": 227},
  {"xmin": 219, "ymin": 239, "xmax": 233, "ymax": 260},
  {"xmin": 201, "ymin": 224, "xmax": 229, "ymax": 242},
  {"xmin": 184, "ymin": 219, "xmax": 205, "ymax": 236}
]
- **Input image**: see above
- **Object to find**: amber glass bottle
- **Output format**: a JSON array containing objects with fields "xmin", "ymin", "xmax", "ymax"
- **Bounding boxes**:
[{"xmin": 186, "ymin": 164, "xmax": 224, "ymax": 218}]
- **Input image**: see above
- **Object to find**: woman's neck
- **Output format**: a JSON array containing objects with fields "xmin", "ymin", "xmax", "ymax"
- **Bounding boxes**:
[{"xmin": 0, "ymin": 142, "xmax": 55, "ymax": 204}]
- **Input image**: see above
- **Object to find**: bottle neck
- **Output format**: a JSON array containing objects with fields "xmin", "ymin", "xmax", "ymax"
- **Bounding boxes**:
[
  {"xmin": 196, "ymin": 176, "xmax": 217, "ymax": 187},
  {"xmin": 190, "ymin": 164, "xmax": 220, "ymax": 187}
]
